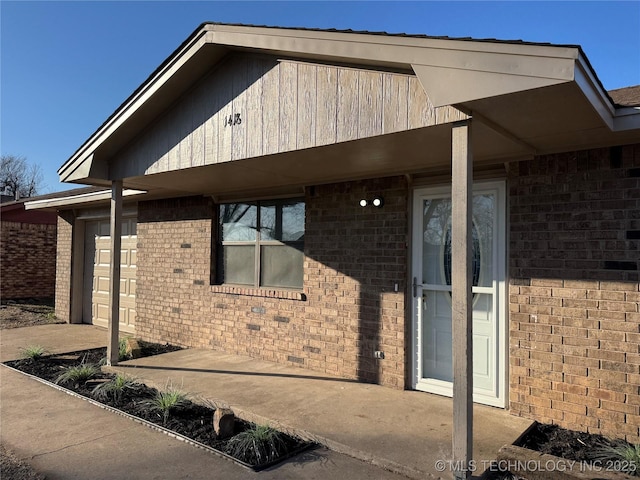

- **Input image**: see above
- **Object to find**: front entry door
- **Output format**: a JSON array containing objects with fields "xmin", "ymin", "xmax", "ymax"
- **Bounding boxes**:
[{"xmin": 412, "ymin": 181, "xmax": 506, "ymax": 407}]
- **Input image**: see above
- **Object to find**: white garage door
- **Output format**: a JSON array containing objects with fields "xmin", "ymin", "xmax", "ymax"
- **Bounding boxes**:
[{"xmin": 83, "ymin": 218, "xmax": 137, "ymax": 334}]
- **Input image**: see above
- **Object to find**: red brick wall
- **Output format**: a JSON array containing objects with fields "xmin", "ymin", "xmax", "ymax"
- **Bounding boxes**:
[
  {"xmin": 135, "ymin": 176, "xmax": 408, "ymax": 388},
  {"xmin": 508, "ymin": 144, "xmax": 640, "ymax": 442},
  {"xmin": 54, "ymin": 212, "xmax": 74, "ymax": 320},
  {"xmin": 1, "ymin": 221, "xmax": 57, "ymax": 300}
]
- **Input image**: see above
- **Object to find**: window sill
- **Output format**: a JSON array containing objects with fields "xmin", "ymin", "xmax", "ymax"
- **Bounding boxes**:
[{"xmin": 210, "ymin": 285, "xmax": 306, "ymax": 301}]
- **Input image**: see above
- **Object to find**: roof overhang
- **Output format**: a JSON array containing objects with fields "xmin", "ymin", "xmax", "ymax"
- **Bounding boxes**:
[
  {"xmin": 25, "ymin": 188, "xmax": 147, "ymax": 211},
  {"xmin": 58, "ymin": 23, "xmax": 640, "ymax": 192}
]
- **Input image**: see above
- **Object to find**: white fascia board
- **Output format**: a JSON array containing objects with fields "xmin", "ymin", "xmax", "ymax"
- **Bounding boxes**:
[
  {"xmin": 24, "ymin": 189, "xmax": 147, "ymax": 210},
  {"xmin": 613, "ymin": 106, "xmax": 640, "ymax": 131},
  {"xmin": 207, "ymin": 24, "xmax": 579, "ymax": 81},
  {"xmin": 574, "ymin": 54, "xmax": 616, "ymax": 130}
]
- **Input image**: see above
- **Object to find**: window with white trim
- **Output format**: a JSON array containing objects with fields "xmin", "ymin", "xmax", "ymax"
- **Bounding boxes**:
[{"xmin": 217, "ymin": 199, "xmax": 305, "ymax": 289}]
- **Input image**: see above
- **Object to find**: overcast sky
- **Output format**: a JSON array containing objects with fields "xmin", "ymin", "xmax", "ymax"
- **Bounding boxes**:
[{"xmin": 2, "ymin": 1, "xmax": 639, "ymax": 193}]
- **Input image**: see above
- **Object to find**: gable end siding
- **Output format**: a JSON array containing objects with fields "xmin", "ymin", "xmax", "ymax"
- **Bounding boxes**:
[{"xmin": 112, "ymin": 54, "xmax": 466, "ymax": 179}]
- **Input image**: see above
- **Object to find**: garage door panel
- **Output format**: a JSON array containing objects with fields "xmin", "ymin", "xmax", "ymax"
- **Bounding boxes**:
[
  {"xmin": 98, "ymin": 249, "xmax": 111, "ymax": 266},
  {"xmin": 97, "ymin": 276, "xmax": 111, "ymax": 294}
]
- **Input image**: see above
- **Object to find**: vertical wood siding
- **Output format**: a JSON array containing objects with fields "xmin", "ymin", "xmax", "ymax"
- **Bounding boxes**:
[{"xmin": 115, "ymin": 54, "xmax": 466, "ymax": 178}]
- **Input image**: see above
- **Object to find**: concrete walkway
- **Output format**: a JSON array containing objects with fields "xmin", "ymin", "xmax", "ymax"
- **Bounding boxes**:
[{"xmin": 1, "ymin": 324, "xmax": 532, "ymax": 479}]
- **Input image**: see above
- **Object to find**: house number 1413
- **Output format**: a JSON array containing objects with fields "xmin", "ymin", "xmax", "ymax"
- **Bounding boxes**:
[{"xmin": 224, "ymin": 113, "xmax": 242, "ymax": 127}]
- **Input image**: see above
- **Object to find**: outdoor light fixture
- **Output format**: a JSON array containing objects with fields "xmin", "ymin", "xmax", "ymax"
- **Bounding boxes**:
[{"xmin": 359, "ymin": 196, "xmax": 384, "ymax": 208}]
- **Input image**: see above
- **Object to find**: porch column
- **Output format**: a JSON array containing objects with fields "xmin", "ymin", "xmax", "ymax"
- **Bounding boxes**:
[
  {"xmin": 451, "ymin": 119, "xmax": 473, "ymax": 479},
  {"xmin": 106, "ymin": 180, "xmax": 123, "ymax": 366}
]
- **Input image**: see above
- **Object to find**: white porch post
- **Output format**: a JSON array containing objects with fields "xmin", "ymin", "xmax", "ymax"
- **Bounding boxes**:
[
  {"xmin": 451, "ymin": 119, "xmax": 473, "ymax": 479},
  {"xmin": 106, "ymin": 180, "xmax": 123, "ymax": 366}
]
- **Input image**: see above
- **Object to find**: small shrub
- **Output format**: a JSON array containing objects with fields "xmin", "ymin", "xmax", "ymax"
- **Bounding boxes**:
[
  {"xmin": 143, "ymin": 382, "xmax": 189, "ymax": 424},
  {"xmin": 45, "ymin": 312, "xmax": 57, "ymax": 320},
  {"xmin": 92, "ymin": 374, "xmax": 141, "ymax": 404},
  {"xmin": 55, "ymin": 361, "xmax": 100, "ymax": 387},
  {"xmin": 19, "ymin": 345, "xmax": 47, "ymax": 361},
  {"xmin": 226, "ymin": 424, "xmax": 287, "ymax": 465}
]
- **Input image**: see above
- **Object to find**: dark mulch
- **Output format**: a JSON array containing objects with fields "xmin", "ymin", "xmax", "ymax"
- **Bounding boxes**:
[
  {"xmin": 511, "ymin": 422, "xmax": 639, "ymax": 478},
  {"xmin": 5, "ymin": 345, "xmax": 311, "ymax": 469},
  {"xmin": 515, "ymin": 422, "xmax": 628, "ymax": 462}
]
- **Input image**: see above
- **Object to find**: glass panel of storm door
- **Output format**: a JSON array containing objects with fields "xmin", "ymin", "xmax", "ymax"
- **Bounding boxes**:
[{"xmin": 420, "ymin": 193, "xmax": 496, "ymax": 388}]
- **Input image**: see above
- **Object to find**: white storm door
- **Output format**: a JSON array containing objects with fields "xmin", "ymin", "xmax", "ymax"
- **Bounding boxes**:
[{"xmin": 412, "ymin": 181, "xmax": 506, "ymax": 407}]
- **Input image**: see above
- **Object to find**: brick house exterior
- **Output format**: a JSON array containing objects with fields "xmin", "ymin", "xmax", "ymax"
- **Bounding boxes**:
[
  {"xmin": 508, "ymin": 145, "xmax": 640, "ymax": 441},
  {"xmin": 45, "ymin": 24, "xmax": 640, "ymax": 443},
  {"xmin": 1, "ymin": 200, "xmax": 57, "ymax": 300}
]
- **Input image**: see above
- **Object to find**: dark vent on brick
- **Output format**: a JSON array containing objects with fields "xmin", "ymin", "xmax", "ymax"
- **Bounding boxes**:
[
  {"xmin": 604, "ymin": 261, "xmax": 637, "ymax": 271},
  {"xmin": 215, "ymin": 303, "xmax": 226, "ymax": 309},
  {"xmin": 628, "ymin": 168, "xmax": 640, "ymax": 178},
  {"xmin": 610, "ymin": 146, "xmax": 622, "ymax": 168},
  {"xmin": 247, "ymin": 324, "xmax": 260, "ymax": 331},
  {"xmin": 180, "ymin": 243, "xmax": 191, "ymax": 248},
  {"xmin": 626, "ymin": 231, "xmax": 640, "ymax": 240},
  {"xmin": 193, "ymin": 279, "xmax": 204, "ymax": 285},
  {"xmin": 303, "ymin": 345, "xmax": 321, "ymax": 354},
  {"xmin": 274, "ymin": 316, "xmax": 290, "ymax": 323},
  {"xmin": 251, "ymin": 307, "xmax": 266, "ymax": 315},
  {"xmin": 171, "ymin": 307, "xmax": 181, "ymax": 313},
  {"xmin": 173, "ymin": 268, "xmax": 184, "ymax": 273},
  {"xmin": 287, "ymin": 355, "xmax": 304, "ymax": 364}
]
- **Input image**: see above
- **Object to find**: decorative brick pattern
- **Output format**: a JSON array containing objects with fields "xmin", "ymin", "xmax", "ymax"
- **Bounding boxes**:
[
  {"xmin": 509, "ymin": 144, "xmax": 640, "ymax": 442},
  {"xmin": 135, "ymin": 177, "xmax": 408, "ymax": 389},
  {"xmin": 54, "ymin": 212, "xmax": 74, "ymax": 321},
  {"xmin": 1, "ymin": 221, "xmax": 57, "ymax": 300}
]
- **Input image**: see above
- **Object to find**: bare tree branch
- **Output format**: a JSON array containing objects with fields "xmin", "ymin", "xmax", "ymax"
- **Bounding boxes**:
[{"xmin": 0, "ymin": 155, "xmax": 44, "ymax": 199}]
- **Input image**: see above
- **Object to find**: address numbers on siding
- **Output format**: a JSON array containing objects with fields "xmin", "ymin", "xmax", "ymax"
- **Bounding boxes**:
[{"xmin": 224, "ymin": 113, "xmax": 242, "ymax": 127}]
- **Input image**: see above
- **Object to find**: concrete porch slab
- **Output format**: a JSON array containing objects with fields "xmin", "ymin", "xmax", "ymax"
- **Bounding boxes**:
[
  {"xmin": 0, "ymin": 323, "xmax": 108, "ymax": 362},
  {"xmin": 108, "ymin": 348, "xmax": 533, "ymax": 479}
]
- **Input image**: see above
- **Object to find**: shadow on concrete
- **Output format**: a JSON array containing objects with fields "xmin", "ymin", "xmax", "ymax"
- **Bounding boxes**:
[{"xmin": 117, "ymin": 363, "xmax": 360, "ymax": 383}]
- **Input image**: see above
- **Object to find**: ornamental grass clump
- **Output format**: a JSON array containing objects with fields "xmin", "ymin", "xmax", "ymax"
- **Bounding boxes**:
[
  {"xmin": 19, "ymin": 345, "xmax": 47, "ymax": 362},
  {"xmin": 226, "ymin": 424, "xmax": 288, "ymax": 466},
  {"xmin": 593, "ymin": 442, "xmax": 640, "ymax": 476},
  {"xmin": 144, "ymin": 382, "xmax": 189, "ymax": 424},
  {"xmin": 92, "ymin": 373, "xmax": 141, "ymax": 404},
  {"xmin": 55, "ymin": 359, "xmax": 100, "ymax": 387},
  {"xmin": 119, "ymin": 338, "xmax": 129, "ymax": 361}
]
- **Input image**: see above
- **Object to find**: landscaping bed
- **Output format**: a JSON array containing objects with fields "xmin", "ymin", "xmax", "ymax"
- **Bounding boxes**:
[
  {"xmin": 482, "ymin": 422, "xmax": 639, "ymax": 480},
  {"xmin": 5, "ymin": 344, "xmax": 314, "ymax": 470}
]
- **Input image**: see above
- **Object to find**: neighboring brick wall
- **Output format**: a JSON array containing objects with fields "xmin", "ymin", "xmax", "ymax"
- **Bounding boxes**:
[
  {"xmin": 54, "ymin": 212, "xmax": 74, "ymax": 321},
  {"xmin": 1, "ymin": 221, "xmax": 57, "ymax": 300},
  {"xmin": 136, "ymin": 176, "xmax": 408, "ymax": 388},
  {"xmin": 509, "ymin": 144, "xmax": 640, "ymax": 442}
]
